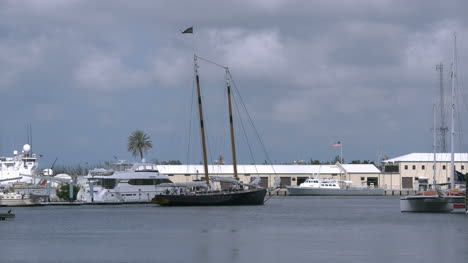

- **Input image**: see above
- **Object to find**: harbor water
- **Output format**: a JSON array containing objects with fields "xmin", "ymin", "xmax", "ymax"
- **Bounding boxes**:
[{"xmin": 1, "ymin": 196, "xmax": 467, "ymax": 263}]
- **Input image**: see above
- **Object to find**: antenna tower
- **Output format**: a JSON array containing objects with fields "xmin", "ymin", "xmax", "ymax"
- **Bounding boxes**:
[{"xmin": 436, "ymin": 63, "xmax": 448, "ymax": 152}]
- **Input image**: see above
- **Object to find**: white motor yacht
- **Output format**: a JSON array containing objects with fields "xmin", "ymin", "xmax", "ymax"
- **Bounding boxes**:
[
  {"xmin": 77, "ymin": 162, "xmax": 173, "ymax": 203},
  {"xmin": 286, "ymin": 178, "xmax": 385, "ymax": 196}
]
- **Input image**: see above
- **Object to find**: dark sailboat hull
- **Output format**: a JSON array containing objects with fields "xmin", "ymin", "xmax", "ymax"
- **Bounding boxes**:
[{"xmin": 152, "ymin": 188, "xmax": 267, "ymax": 206}]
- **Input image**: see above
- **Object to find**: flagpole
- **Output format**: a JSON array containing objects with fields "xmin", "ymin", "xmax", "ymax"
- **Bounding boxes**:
[{"xmin": 340, "ymin": 143, "xmax": 343, "ymax": 164}]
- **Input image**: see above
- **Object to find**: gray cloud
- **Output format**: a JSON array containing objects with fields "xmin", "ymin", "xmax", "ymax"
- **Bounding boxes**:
[{"xmin": 1, "ymin": 0, "xmax": 468, "ymax": 166}]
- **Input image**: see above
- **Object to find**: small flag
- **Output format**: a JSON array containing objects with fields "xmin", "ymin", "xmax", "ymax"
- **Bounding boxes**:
[
  {"xmin": 181, "ymin": 27, "xmax": 193, "ymax": 34},
  {"xmin": 330, "ymin": 141, "xmax": 341, "ymax": 147}
]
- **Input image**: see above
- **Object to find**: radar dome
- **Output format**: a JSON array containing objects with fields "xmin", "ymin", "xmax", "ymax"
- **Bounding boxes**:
[{"xmin": 23, "ymin": 144, "xmax": 31, "ymax": 153}]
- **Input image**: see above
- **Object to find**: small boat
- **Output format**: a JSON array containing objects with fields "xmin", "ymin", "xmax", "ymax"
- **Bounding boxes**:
[
  {"xmin": 286, "ymin": 178, "xmax": 385, "ymax": 196},
  {"xmin": 0, "ymin": 209, "xmax": 15, "ymax": 220},
  {"xmin": 152, "ymin": 55, "xmax": 267, "ymax": 206}
]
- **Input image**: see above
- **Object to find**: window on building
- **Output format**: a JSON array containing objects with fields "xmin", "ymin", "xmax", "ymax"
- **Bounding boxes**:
[
  {"xmin": 412, "ymin": 165, "xmax": 416, "ymax": 170},
  {"xmin": 404, "ymin": 165, "xmax": 408, "ymax": 170},
  {"xmin": 422, "ymin": 165, "xmax": 425, "ymax": 170},
  {"xmin": 443, "ymin": 165, "xmax": 446, "ymax": 170},
  {"xmin": 360, "ymin": 177, "xmax": 365, "ymax": 181},
  {"xmin": 462, "ymin": 165, "xmax": 465, "ymax": 170}
]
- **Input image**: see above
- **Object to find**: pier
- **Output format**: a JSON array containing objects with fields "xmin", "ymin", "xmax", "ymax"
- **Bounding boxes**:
[{"xmin": 267, "ymin": 189, "xmax": 418, "ymax": 196}]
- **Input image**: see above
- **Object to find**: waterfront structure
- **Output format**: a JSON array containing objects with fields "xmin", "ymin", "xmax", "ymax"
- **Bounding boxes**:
[
  {"xmin": 382, "ymin": 153, "xmax": 468, "ymax": 189},
  {"xmin": 155, "ymin": 163, "xmax": 381, "ymax": 189}
]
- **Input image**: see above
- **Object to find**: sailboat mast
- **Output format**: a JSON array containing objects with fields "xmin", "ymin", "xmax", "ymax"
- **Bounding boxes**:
[
  {"xmin": 194, "ymin": 55, "xmax": 210, "ymax": 184},
  {"xmin": 226, "ymin": 69, "xmax": 238, "ymax": 179},
  {"xmin": 433, "ymin": 104, "xmax": 437, "ymax": 189},
  {"xmin": 450, "ymin": 34, "xmax": 456, "ymax": 189}
]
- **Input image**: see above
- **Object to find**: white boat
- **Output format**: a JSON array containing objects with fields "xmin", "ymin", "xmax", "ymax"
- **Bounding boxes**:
[
  {"xmin": 76, "ymin": 162, "xmax": 173, "ymax": 203},
  {"xmin": 286, "ymin": 178, "xmax": 385, "ymax": 196}
]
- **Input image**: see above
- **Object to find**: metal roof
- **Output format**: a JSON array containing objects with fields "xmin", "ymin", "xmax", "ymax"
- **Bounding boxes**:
[
  {"xmin": 155, "ymin": 164, "xmax": 380, "ymax": 175},
  {"xmin": 383, "ymin": 153, "xmax": 468, "ymax": 163}
]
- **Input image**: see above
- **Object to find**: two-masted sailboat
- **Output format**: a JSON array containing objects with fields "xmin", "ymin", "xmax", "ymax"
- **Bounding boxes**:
[{"xmin": 151, "ymin": 55, "xmax": 267, "ymax": 206}]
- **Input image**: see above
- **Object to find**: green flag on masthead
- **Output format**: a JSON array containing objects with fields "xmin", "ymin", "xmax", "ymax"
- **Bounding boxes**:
[{"xmin": 181, "ymin": 27, "xmax": 193, "ymax": 34}]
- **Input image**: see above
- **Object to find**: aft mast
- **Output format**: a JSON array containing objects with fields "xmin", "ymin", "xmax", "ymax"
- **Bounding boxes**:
[
  {"xmin": 225, "ymin": 69, "xmax": 238, "ymax": 179},
  {"xmin": 432, "ymin": 104, "xmax": 437, "ymax": 190},
  {"xmin": 194, "ymin": 55, "xmax": 210, "ymax": 185}
]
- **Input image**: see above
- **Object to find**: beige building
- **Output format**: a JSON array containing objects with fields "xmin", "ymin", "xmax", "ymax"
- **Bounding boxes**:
[
  {"xmin": 156, "ymin": 164, "xmax": 382, "ymax": 188},
  {"xmin": 381, "ymin": 153, "xmax": 468, "ymax": 189}
]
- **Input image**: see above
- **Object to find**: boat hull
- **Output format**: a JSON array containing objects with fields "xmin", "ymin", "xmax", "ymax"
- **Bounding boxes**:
[
  {"xmin": 0, "ymin": 198, "xmax": 41, "ymax": 207},
  {"xmin": 400, "ymin": 196, "xmax": 451, "ymax": 212},
  {"xmin": 286, "ymin": 186, "xmax": 385, "ymax": 196},
  {"xmin": 152, "ymin": 189, "xmax": 267, "ymax": 206},
  {"xmin": 400, "ymin": 195, "xmax": 465, "ymax": 213}
]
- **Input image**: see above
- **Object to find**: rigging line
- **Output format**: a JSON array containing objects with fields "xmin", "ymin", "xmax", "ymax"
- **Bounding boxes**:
[
  {"xmin": 231, "ymin": 77, "xmax": 259, "ymax": 175},
  {"xmin": 195, "ymin": 55, "xmax": 228, "ymax": 70},
  {"xmin": 228, "ymin": 70, "xmax": 277, "ymax": 175}
]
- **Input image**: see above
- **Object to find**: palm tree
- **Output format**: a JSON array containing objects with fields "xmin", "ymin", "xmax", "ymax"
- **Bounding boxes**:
[{"xmin": 127, "ymin": 130, "xmax": 153, "ymax": 161}]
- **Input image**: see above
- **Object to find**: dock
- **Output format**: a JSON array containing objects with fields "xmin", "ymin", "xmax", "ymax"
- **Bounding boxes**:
[{"xmin": 267, "ymin": 189, "xmax": 418, "ymax": 196}]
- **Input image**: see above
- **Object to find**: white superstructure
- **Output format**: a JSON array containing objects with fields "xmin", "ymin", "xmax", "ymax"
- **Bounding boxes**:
[
  {"xmin": 77, "ymin": 162, "xmax": 173, "ymax": 203},
  {"xmin": 295, "ymin": 178, "xmax": 341, "ymax": 189},
  {"xmin": 0, "ymin": 144, "xmax": 38, "ymax": 184}
]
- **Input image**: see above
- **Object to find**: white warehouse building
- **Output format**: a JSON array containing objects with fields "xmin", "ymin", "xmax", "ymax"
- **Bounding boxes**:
[
  {"xmin": 381, "ymin": 153, "xmax": 468, "ymax": 189},
  {"xmin": 155, "ymin": 164, "xmax": 382, "ymax": 188}
]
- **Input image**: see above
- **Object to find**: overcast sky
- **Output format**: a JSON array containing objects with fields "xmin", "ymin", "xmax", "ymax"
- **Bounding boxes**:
[{"xmin": 1, "ymin": 0, "xmax": 468, "ymax": 167}]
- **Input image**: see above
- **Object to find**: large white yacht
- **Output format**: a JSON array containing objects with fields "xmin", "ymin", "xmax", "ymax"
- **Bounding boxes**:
[
  {"xmin": 76, "ymin": 162, "xmax": 173, "ymax": 203},
  {"xmin": 0, "ymin": 144, "xmax": 38, "ymax": 185},
  {"xmin": 286, "ymin": 178, "xmax": 385, "ymax": 196}
]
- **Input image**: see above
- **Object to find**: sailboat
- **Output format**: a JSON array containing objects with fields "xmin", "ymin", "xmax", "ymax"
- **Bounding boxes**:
[
  {"xmin": 151, "ymin": 55, "xmax": 267, "ymax": 206},
  {"xmin": 400, "ymin": 34, "xmax": 466, "ymax": 212}
]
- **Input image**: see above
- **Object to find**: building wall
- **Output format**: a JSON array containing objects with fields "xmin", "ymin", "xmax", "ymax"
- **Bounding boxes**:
[{"xmin": 383, "ymin": 161, "xmax": 468, "ymax": 189}]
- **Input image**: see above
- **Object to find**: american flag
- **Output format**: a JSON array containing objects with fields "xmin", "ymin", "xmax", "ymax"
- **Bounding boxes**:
[{"xmin": 330, "ymin": 141, "xmax": 341, "ymax": 147}]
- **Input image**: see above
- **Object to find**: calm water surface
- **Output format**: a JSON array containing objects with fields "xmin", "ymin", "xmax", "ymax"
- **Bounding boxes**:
[{"xmin": 1, "ymin": 196, "xmax": 467, "ymax": 263}]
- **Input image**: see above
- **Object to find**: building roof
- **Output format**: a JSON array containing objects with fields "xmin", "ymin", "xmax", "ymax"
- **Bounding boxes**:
[
  {"xmin": 383, "ymin": 153, "xmax": 468, "ymax": 163},
  {"xmin": 155, "ymin": 164, "xmax": 380, "ymax": 175}
]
